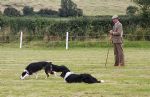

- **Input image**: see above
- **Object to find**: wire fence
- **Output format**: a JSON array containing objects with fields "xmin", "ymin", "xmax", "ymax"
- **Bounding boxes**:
[
  {"xmin": 0, "ymin": 34, "xmax": 150, "ymax": 43},
  {"xmin": 0, "ymin": 33, "xmax": 150, "ymax": 48}
]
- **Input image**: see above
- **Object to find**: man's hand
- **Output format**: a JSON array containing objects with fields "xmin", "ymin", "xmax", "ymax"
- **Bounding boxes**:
[{"xmin": 109, "ymin": 30, "xmax": 113, "ymax": 35}]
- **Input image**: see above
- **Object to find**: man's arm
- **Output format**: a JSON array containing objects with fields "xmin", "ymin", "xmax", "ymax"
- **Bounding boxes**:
[{"xmin": 112, "ymin": 24, "xmax": 122, "ymax": 36}]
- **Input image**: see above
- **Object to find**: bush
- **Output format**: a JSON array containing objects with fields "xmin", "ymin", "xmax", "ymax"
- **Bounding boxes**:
[
  {"xmin": 126, "ymin": 6, "xmax": 138, "ymax": 16},
  {"xmin": 0, "ymin": 16, "xmax": 150, "ymax": 41},
  {"xmin": 37, "ymin": 8, "xmax": 58, "ymax": 16},
  {"xmin": 23, "ymin": 6, "xmax": 34, "ymax": 16},
  {"xmin": 4, "ymin": 7, "xmax": 20, "ymax": 16}
]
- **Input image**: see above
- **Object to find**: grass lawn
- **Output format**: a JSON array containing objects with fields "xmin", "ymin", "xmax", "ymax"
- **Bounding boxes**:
[{"xmin": 0, "ymin": 47, "xmax": 150, "ymax": 97}]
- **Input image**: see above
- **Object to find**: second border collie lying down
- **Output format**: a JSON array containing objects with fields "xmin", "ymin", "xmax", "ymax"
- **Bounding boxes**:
[
  {"xmin": 20, "ymin": 61, "xmax": 70, "ymax": 80},
  {"xmin": 60, "ymin": 70, "xmax": 104, "ymax": 84}
]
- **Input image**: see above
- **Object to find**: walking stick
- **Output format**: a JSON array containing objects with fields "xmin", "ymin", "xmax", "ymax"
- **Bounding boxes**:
[
  {"xmin": 105, "ymin": 42, "xmax": 110, "ymax": 68},
  {"xmin": 104, "ymin": 34, "xmax": 112, "ymax": 68}
]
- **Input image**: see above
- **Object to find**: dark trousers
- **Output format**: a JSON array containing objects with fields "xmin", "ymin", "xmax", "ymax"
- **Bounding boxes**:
[{"xmin": 113, "ymin": 43, "xmax": 124, "ymax": 66}]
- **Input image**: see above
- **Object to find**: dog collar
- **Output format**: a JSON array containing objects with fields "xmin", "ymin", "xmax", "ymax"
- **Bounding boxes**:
[
  {"xmin": 50, "ymin": 65, "xmax": 53, "ymax": 71},
  {"xmin": 64, "ymin": 72, "xmax": 74, "ymax": 80},
  {"xmin": 24, "ymin": 70, "xmax": 29, "ymax": 74}
]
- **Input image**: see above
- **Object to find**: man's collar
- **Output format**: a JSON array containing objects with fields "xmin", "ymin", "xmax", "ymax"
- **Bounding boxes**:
[{"xmin": 24, "ymin": 69, "xmax": 29, "ymax": 74}]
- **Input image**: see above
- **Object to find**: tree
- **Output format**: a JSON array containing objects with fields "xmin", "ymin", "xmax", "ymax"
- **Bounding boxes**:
[
  {"xmin": 59, "ymin": 0, "xmax": 83, "ymax": 17},
  {"xmin": 126, "ymin": 5, "xmax": 138, "ymax": 16},
  {"xmin": 4, "ymin": 7, "xmax": 20, "ymax": 16},
  {"xmin": 132, "ymin": 0, "xmax": 150, "ymax": 17},
  {"xmin": 23, "ymin": 6, "xmax": 34, "ymax": 16}
]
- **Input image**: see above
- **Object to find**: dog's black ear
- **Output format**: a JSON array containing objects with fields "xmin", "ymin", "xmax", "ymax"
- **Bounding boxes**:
[
  {"xmin": 48, "ymin": 62, "xmax": 52, "ymax": 64},
  {"xmin": 21, "ymin": 71, "xmax": 27, "ymax": 77}
]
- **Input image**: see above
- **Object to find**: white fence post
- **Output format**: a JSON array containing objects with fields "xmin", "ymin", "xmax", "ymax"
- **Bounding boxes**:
[
  {"xmin": 66, "ymin": 32, "xmax": 69, "ymax": 50},
  {"xmin": 20, "ymin": 31, "xmax": 23, "ymax": 48}
]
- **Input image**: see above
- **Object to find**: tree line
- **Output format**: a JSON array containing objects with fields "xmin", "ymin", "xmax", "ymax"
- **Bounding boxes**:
[
  {"xmin": 0, "ymin": 0, "xmax": 149, "ymax": 18},
  {"xmin": 0, "ymin": 0, "xmax": 83, "ymax": 17}
]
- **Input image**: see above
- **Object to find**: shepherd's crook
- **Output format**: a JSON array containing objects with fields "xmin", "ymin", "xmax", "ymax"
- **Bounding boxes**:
[
  {"xmin": 105, "ymin": 42, "xmax": 110, "ymax": 68},
  {"xmin": 105, "ymin": 35, "xmax": 112, "ymax": 68}
]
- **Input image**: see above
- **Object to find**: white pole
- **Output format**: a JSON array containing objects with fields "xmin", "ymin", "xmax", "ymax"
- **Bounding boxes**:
[
  {"xmin": 20, "ymin": 31, "xmax": 23, "ymax": 48},
  {"xmin": 66, "ymin": 32, "xmax": 69, "ymax": 50}
]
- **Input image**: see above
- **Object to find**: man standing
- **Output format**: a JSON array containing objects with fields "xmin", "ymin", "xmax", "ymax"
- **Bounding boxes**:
[{"xmin": 109, "ymin": 15, "xmax": 125, "ymax": 66}]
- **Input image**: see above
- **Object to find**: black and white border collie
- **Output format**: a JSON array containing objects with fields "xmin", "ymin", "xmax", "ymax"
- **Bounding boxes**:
[
  {"xmin": 20, "ymin": 61, "xmax": 51, "ymax": 80},
  {"xmin": 20, "ymin": 61, "xmax": 70, "ymax": 80},
  {"xmin": 60, "ymin": 70, "xmax": 104, "ymax": 84}
]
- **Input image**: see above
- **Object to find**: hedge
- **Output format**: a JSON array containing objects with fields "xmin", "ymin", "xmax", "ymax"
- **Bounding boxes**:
[{"xmin": 0, "ymin": 16, "xmax": 150, "ymax": 41}]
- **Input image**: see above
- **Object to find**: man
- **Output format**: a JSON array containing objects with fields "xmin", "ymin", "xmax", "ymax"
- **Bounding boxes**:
[{"xmin": 109, "ymin": 15, "xmax": 125, "ymax": 66}]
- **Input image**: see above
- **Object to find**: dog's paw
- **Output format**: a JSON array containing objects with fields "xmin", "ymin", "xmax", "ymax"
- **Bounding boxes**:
[{"xmin": 54, "ymin": 72, "xmax": 57, "ymax": 77}]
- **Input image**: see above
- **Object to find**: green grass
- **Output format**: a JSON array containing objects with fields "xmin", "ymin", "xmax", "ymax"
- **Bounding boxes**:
[
  {"xmin": 0, "ymin": 47, "xmax": 150, "ymax": 97},
  {"xmin": 0, "ymin": 0, "xmax": 135, "ymax": 15}
]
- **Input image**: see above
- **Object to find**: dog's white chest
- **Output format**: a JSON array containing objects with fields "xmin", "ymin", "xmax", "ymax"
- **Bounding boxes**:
[{"xmin": 64, "ymin": 72, "xmax": 74, "ymax": 80}]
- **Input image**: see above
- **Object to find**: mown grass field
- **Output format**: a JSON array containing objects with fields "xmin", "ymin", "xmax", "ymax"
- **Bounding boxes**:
[
  {"xmin": 0, "ymin": 0, "xmax": 135, "ymax": 15},
  {"xmin": 0, "ymin": 47, "xmax": 150, "ymax": 97}
]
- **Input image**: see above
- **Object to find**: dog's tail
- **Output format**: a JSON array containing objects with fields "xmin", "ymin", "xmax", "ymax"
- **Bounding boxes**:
[
  {"xmin": 100, "ymin": 80, "xmax": 105, "ymax": 83},
  {"xmin": 97, "ymin": 80, "xmax": 105, "ymax": 83}
]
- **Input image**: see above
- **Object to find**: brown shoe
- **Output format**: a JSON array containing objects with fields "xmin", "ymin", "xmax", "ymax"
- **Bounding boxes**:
[
  {"xmin": 120, "ymin": 65, "xmax": 125, "ymax": 66},
  {"xmin": 119, "ymin": 64, "xmax": 125, "ymax": 66},
  {"xmin": 114, "ymin": 64, "xmax": 119, "ymax": 66}
]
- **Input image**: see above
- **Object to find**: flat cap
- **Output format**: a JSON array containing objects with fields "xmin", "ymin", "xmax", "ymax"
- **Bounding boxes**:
[{"xmin": 112, "ymin": 15, "xmax": 118, "ymax": 19}]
